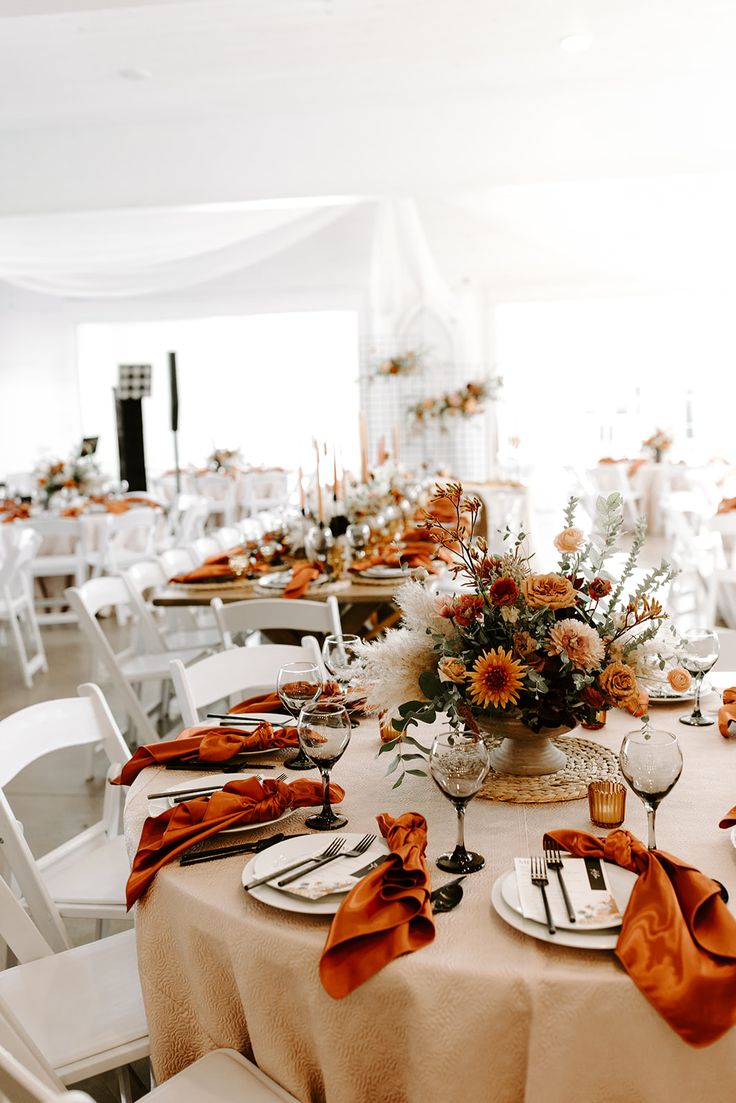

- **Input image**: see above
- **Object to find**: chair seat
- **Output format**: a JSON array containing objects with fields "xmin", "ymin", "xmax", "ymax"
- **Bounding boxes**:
[
  {"xmin": 121, "ymin": 648, "xmax": 203, "ymax": 681},
  {"xmin": 147, "ymin": 1049, "xmax": 299, "ymax": 1103},
  {"xmin": 0, "ymin": 929, "xmax": 148, "ymax": 1081},
  {"xmin": 38, "ymin": 830, "xmax": 129, "ymax": 913}
]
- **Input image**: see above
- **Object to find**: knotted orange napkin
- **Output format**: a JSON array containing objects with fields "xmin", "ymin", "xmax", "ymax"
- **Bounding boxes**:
[
  {"xmin": 203, "ymin": 546, "xmax": 245, "ymax": 566},
  {"xmin": 126, "ymin": 775, "xmax": 344, "ymax": 907},
  {"xmin": 170, "ymin": 562, "xmax": 238, "ymax": 584},
  {"xmin": 718, "ymin": 688, "xmax": 736, "ymax": 739},
  {"xmin": 717, "ymin": 497, "xmax": 736, "ymax": 514},
  {"xmin": 228, "ymin": 683, "xmax": 341, "ymax": 715},
  {"xmin": 283, "ymin": 562, "xmax": 321, "ymax": 598},
  {"xmin": 319, "ymin": 812, "xmax": 435, "ymax": 998},
  {"xmin": 549, "ymin": 828, "xmax": 736, "ymax": 1047},
  {"xmin": 111, "ymin": 723, "xmax": 298, "ymax": 786}
]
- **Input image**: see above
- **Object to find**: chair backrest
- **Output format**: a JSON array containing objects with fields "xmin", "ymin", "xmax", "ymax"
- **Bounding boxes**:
[
  {"xmin": 211, "ymin": 596, "xmax": 341, "ymax": 649},
  {"xmin": 104, "ymin": 509, "xmax": 157, "ymax": 561},
  {"xmin": 158, "ymin": 547, "xmax": 197, "ymax": 580},
  {"xmin": 213, "ymin": 527, "xmax": 242, "ymax": 551},
  {"xmin": 121, "ymin": 562, "xmax": 174, "ymax": 652},
  {"xmin": 187, "ymin": 536, "xmax": 220, "ymax": 563},
  {"xmin": 173, "ymin": 497, "xmax": 209, "ymax": 545},
  {"xmin": 716, "ymin": 627, "xmax": 736, "ymax": 669},
  {"xmin": 0, "ymin": 530, "xmax": 41, "ymax": 600},
  {"xmin": 170, "ymin": 640, "xmax": 321, "ymax": 726},
  {"xmin": 66, "ymin": 580, "xmax": 159, "ymax": 744},
  {"xmin": 0, "ymin": 685, "xmax": 129, "ymax": 789}
]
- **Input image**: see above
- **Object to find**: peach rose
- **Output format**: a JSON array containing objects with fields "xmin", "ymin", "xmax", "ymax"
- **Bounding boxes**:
[
  {"xmin": 667, "ymin": 667, "xmax": 692, "ymax": 694},
  {"xmin": 438, "ymin": 657, "xmax": 467, "ymax": 683},
  {"xmin": 554, "ymin": 527, "xmax": 585, "ymax": 554},
  {"xmin": 599, "ymin": 661, "xmax": 640, "ymax": 709},
  {"xmin": 521, "ymin": 573, "xmax": 577, "ymax": 610}
]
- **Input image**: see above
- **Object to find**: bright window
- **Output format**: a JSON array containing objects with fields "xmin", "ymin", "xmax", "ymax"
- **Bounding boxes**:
[{"xmin": 77, "ymin": 310, "xmax": 360, "ymax": 480}]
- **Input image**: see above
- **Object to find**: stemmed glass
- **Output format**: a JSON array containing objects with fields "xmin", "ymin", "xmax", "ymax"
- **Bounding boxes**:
[
  {"xmin": 679, "ymin": 629, "xmax": 720, "ymax": 726},
  {"xmin": 297, "ymin": 701, "xmax": 352, "ymax": 829},
  {"xmin": 321, "ymin": 634, "xmax": 363, "ymax": 700},
  {"xmin": 619, "ymin": 727, "xmax": 683, "ymax": 849},
  {"xmin": 346, "ymin": 521, "xmax": 371, "ymax": 561},
  {"xmin": 277, "ymin": 662, "xmax": 322, "ymax": 772},
  {"xmin": 429, "ymin": 729, "xmax": 491, "ymax": 873}
]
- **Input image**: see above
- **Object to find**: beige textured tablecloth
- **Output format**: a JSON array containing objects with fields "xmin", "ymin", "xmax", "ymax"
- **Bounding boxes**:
[{"xmin": 125, "ymin": 705, "xmax": 736, "ymax": 1103}]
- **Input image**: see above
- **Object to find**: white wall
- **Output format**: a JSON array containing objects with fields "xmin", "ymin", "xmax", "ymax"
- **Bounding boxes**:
[{"xmin": 0, "ymin": 287, "xmax": 80, "ymax": 475}]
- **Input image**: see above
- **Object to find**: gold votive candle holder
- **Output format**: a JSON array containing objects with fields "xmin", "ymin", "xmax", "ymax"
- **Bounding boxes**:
[{"xmin": 587, "ymin": 780, "xmax": 626, "ymax": 829}]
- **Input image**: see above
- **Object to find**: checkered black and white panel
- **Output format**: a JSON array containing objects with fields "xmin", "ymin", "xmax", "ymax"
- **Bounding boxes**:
[{"xmin": 118, "ymin": 364, "xmax": 152, "ymax": 400}]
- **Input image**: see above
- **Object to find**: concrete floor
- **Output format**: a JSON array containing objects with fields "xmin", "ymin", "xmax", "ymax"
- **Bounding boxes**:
[{"xmin": 0, "ymin": 622, "xmax": 145, "ymax": 1101}]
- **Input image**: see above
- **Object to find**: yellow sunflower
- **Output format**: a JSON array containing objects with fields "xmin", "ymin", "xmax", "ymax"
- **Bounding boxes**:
[{"xmin": 466, "ymin": 647, "xmax": 527, "ymax": 710}]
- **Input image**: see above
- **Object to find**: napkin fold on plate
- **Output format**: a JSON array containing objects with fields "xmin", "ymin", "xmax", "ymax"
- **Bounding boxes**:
[
  {"xmin": 126, "ymin": 775, "xmax": 344, "ymax": 907},
  {"xmin": 228, "ymin": 683, "xmax": 342, "ymax": 716},
  {"xmin": 549, "ymin": 827, "xmax": 736, "ymax": 1047},
  {"xmin": 282, "ymin": 562, "xmax": 321, "ymax": 598},
  {"xmin": 111, "ymin": 723, "xmax": 298, "ymax": 786},
  {"xmin": 718, "ymin": 687, "xmax": 736, "ymax": 739},
  {"xmin": 319, "ymin": 812, "xmax": 434, "ymax": 999}
]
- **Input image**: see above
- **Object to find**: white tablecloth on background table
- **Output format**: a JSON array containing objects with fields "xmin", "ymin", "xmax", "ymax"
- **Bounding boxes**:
[{"xmin": 124, "ymin": 703, "xmax": 736, "ymax": 1103}]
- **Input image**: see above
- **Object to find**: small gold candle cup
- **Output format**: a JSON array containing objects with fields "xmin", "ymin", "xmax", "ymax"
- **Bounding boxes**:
[{"xmin": 587, "ymin": 780, "xmax": 627, "ymax": 829}]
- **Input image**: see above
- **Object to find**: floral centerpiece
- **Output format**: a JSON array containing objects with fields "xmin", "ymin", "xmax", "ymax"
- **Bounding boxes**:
[
  {"xmin": 408, "ymin": 378, "xmax": 501, "ymax": 429},
  {"xmin": 642, "ymin": 429, "xmax": 672, "ymax": 463},
  {"xmin": 208, "ymin": 447, "xmax": 242, "ymax": 472},
  {"xmin": 35, "ymin": 455, "xmax": 101, "ymax": 505},
  {"xmin": 361, "ymin": 484, "xmax": 676, "ymax": 782}
]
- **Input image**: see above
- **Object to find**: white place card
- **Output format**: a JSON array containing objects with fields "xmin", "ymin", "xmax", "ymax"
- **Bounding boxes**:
[{"xmin": 514, "ymin": 857, "xmax": 624, "ymax": 929}]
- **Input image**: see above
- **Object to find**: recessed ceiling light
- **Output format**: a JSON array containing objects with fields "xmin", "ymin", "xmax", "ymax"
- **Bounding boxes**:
[
  {"xmin": 559, "ymin": 33, "xmax": 593, "ymax": 53},
  {"xmin": 117, "ymin": 67, "xmax": 152, "ymax": 82}
]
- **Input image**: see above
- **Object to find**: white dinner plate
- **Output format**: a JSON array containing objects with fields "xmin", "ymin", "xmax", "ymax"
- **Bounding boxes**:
[
  {"xmin": 153, "ymin": 772, "xmax": 298, "ymax": 834},
  {"xmin": 500, "ymin": 865, "xmax": 635, "ymax": 931},
  {"xmin": 491, "ymin": 866, "xmax": 637, "ymax": 950},
  {"xmin": 729, "ymin": 825, "xmax": 736, "ymax": 850},
  {"xmin": 360, "ymin": 565, "xmax": 407, "ymax": 579},
  {"xmin": 256, "ymin": 570, "xmax": 330, "ymax": 591},
  {"xmin": 242, "ymin": 831, "xmax": 388, "ymax": 915}
]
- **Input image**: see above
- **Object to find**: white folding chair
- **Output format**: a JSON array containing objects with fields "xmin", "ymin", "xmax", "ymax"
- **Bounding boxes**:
[
  {"xmin": 122, "ymin": 562, "xmax": 220, "ymax": 653},
  {"xmin": 0, "ymin": 694, "xmax": 128, "ymax": 937},
  {"xmin": 85, "ymin": 511, "xmax": 157, "ymax": 579},
  {"xmin": 0, "ymin": 529, "xmax": 47, "ymax": 688},
  {"xmin": 0, "ymin": 878, "xmax": 148, "ymax": 1094},
  {"xmin": 66, "ymin": 578, "xmax": 202, "ymax": 745},
  {"xmin": 213, "ymin": 527, "xmax": 242, "ymax": 552},
  {"xmin": 157, "ymin": 547, "xmax": 196, "ymax": 580},
  {"xmin": 170, "ymin": 641, "xmax": 322, "ymax": 727},
  {"xmin": 0, "ymin": 684, "xmax": 132, "ymax": 935},
  {"xmin": 715, "ymin": 628, "xmax": 736, "ymax": 670},
  {"xmin": 0, "ymin": 1011, "xmax": 298, "ymax": 1103},
  {"xmin": 194, "ymin": 473, "xmax": 238, "ymax": 529},
  {"xmin": 22, "ymin": 518, "xmax": 87, "ymax": 626},
  {"xmin": 170, "ymin": 495, "xmax": 208, "ymax": 547},
  {"xmin": 186, "ymin": 536, "xmax": 220, "ymax": 563},
  {"xmin": 211, "ymin": 595, "xmax": 342, "ymax": 649}
]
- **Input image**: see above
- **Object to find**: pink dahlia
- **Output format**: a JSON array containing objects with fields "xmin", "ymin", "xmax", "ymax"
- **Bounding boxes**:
[{"xmin": 546, "ymin": 618, "xmax": 606, "ymax": 672}]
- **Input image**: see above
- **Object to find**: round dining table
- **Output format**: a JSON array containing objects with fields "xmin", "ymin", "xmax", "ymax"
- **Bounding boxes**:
[{"xmin": 124, "ymin": 695, "xmax": 736, "ymax": 1103}]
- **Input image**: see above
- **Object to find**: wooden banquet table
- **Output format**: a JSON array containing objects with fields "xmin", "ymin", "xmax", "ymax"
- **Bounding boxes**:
[
  {"xmin": 152, "ymin": 578, "xmax": 403, "ymax": 637},
  {"xmin": 124, "ymin": 701, "xmax": 736, "ymax": 1103}
]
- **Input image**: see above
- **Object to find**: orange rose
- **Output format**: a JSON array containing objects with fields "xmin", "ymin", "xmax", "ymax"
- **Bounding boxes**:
[
  {"xmin": 521, "ymin": 573, "xmax": 577, "ymax": 611},
  {"xmin": 554, "ymin": 527, "xmax": 585, "ymax": 554},
  {"xmin": 438, "ymin": 657, "xmax": 467, "ymax": 683},
  {"xmin": 667, "ymin": 667, "xmax": 692, "ymax": 694},
  {"xmin": 599, "ymin": 661, "xmax": 640, "ymax": 709}
]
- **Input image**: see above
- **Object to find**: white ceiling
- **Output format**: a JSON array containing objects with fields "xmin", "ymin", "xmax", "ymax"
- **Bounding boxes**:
[{"xmin": 1, "ymin": 0, "xmax": 736, "ymax": 216}]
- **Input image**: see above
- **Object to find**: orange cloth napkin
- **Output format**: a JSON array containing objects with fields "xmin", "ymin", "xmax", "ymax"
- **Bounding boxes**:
[
  {"xmin": 170, "ymin": 562, "xmax": 238, "ymax": 584},
  {"xmin": 111, "ymin": 723, "xmax": 299, "ymax": 787},
  {"xmin": 1, "ymin": 505, "xmax": 30, "ymax": 523},
  {"xmin": 203, "ymin": 546, "xmax": 245, "ymax": 566},
  {"xmin": 126, "ymin": 775, "xmax": 344, "ymax": 907},
  {"xmin": 717, "ymin": 497, "xmax": 736, "ymax": 514},
  {"xmin": 319, "ymin": 812, "xmax": 435, "ymax": 998},
  {"xmin": 549, "ymin": 827, "xmax": 736, "ymax": 1047},
  {"xmin": 718, "ymin": 687, "xmax": 736, "ymax": 740},
  {"xmin": 229, "ymin": 691, "xmax": 284, "ymax": 715},
  {"xmin": 283, "ymin": 562, "xmax": 321, "ymax": 598}
]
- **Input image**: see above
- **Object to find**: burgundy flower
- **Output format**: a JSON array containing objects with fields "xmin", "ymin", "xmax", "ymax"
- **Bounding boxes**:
[
  {"xmin": 489, "ymin": 577, "xmax": 519, "ymax": 607},
  {"xmin": 588, "ymin": 578, "xmax": 612, "ymax": 601}
]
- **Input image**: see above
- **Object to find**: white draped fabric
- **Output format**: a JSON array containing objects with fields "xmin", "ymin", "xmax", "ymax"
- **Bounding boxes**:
[{"xmin": 0, "ymin": 202, "xmax": 358, "ymax": 298}]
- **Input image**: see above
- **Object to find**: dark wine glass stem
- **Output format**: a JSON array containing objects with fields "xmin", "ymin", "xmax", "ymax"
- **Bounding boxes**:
[
  {"xmin": 455, "ymin": 802, "xmax": 467, "ymax": 852},
  {"xmin": 646, "ymin": 804, "xmax": 657, "ymax": 850},
  {"xmin": 320, "ymin": 768, "xmax": 333, "ymax": 815},
  {"xmin": 691, "ymin": 671, "xmax": 704, "ymax": 721}
]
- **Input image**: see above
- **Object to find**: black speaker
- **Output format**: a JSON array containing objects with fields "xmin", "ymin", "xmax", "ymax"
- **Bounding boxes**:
[
  {"xmin": 169, "ymin": 351, "xmax": 179, "ymax": 433},
  {"xmin": 115, "ymin": 395, "xmax": 147, "ymax": 491}
]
